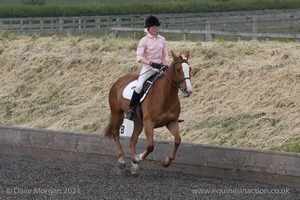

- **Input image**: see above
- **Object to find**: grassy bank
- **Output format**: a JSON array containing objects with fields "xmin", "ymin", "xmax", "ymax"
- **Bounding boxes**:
[{"xmin": 0, "ymin": 31, "xmax": 300, "ymax": 152}]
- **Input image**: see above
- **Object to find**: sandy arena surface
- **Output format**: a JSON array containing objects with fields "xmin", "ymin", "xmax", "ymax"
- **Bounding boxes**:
[{"xmin": 0, "ymin": 153, "xmax": 299, "ymax": 200}]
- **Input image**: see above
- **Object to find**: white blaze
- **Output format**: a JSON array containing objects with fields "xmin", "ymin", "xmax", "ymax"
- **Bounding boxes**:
[{"xmin": 182, "ymin": 62, "xmax": 193, "ymax": 93}]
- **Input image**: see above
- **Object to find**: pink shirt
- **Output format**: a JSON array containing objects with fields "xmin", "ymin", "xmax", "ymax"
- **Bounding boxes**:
[{"xmin": 136, "ymin": 33, "xmax": 168, "ymax": 65}]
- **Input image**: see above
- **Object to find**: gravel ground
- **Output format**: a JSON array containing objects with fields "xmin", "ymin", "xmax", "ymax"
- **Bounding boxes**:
[{"xmin": 0, "ymin": 153, "xmax": 299, "ymax": 200}]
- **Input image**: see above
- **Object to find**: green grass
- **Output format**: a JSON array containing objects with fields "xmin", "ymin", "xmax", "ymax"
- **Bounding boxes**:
[
  {"xmin": 0, "ymin": 31, "xmax": 20, "ymax": 41},
  {"xmin": 193, "ymin": 112, "xmax": 282, "ymax": 146},
  {"xmin": 0, "ymin": 101, "xmax": 17, "ymax": 118},
  {"xmin": 0, "ymin": 0, "xmax": 202, "ymax": 5},
  {"xmin": 0, "ymin": 0, "xmax": 300, "ymax": 18},
  {"xmin": 195, "ymin": 112, "xmax": 268, "ymax": 133},
  {"xmin": 270, "ymin": 138, "xmax": 300, "ymax": 153}
]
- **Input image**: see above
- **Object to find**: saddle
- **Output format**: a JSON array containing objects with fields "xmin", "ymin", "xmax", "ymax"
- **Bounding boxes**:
[
  {"xmin": 122, "ymin": 69, "xmax": 184, "ymax": 123},
  {"xmin": 122, "ymin": 72, "xmax": 162, "ymax": 103}
]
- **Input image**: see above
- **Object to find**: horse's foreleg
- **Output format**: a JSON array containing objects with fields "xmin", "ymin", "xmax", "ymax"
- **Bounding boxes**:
[
  {"xmin": 130, "ymin": 121, "xmax": 143, "ymax": 174},
  {"xmin": 130, "ymin": 121, "xmax": 143, "ymax": 157},
  {"xmin": 162, "ymin": 122, "xmax": 181, "ymax": 167},
  {"xmin": 132, "ymin": 121, "xmax": 154, "ymax": 164}
]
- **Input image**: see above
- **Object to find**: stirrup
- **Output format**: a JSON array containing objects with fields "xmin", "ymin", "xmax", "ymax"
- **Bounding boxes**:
[{"xmin": 126, "ymin": 110, "xmax": 134, "ymax": 120}]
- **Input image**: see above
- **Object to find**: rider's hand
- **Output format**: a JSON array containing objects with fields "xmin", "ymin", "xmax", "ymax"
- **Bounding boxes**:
[
  {"xmin": 160, "ymin": 66, "xmax": 168, "ymax": 74},
  {"xmin": 149, "ymin": 62, "xmax": 163, "ymax": 70}
]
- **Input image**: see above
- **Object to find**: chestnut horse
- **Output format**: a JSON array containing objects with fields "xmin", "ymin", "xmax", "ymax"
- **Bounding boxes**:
[{"xmin": 104, "ymin": 50, "xmax": 192, "ymax": 174}]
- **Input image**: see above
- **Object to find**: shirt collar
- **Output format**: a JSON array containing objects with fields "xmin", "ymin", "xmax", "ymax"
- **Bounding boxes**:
[{"xmin": 146, "ymin": 32, "xmax": 161, "ymax": 39}]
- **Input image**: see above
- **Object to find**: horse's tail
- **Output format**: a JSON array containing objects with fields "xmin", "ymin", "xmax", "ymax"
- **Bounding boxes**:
[{"xmin": 104, "ymin": 115, "xmax": 114, "ymax": 138}]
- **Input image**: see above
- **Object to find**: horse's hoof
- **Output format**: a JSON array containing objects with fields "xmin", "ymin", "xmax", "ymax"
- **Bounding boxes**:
[
  {"xmin": 130, "ymin": 162, "xmax": 140, "ymax": 175},
  {"xmin": 132, "ymin": 154, "xmax": 142, "ymax": 164},
  {"xmin": 130, "ymin": 167, "xmax": 140, "ymax": 175},
  {"xmin": 161, "ymin": 158, "xmax": 171, "ymax": 168},
  {"xmin": 117, "ymin": 159, "xmax": 126, "ymax": 170}
]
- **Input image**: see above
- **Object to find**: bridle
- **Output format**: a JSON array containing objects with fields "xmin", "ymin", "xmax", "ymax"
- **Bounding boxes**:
[{"xmin": 165, "ymin": 60, "xmax": 191, "ymax": 93}]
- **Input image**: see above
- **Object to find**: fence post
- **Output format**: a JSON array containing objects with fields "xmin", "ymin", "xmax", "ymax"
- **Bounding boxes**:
[
  {"xmin": 83, "ymin": 17, "xmax": 86, "ymax": 31},
  {"xmin": 183, "ymin": 32, "xmax": 187, "ymax": 41},
  {"xmin": 132, "ymin": 16, "xmax": 138, "ymax": 39},
  {"xmin": 117, "ymin": 17, "xmax": 121, "ymax": 27},
  {"xmin": 111, "ymin": 27, "xmax": 118, "ymax": 39},
  {"xmin": 51, "ymin": 19, "xmax": 54, "ymax": 31},
  {"xmin": 59, "ymin": 18, "xmax": 63, "ymax": 31},
  {"xmin": 252, "ymin": 18, "xmax": 257, "ymax": 40},
  {"xmin": 40, "ymin": 19, "xmax": 43, "ymax": 31},
  {"xmin": 205, "ymin": 20, "xmax": 212, "ymax": 42},
  {"xmin": 20, "ymin": 19, "xmax": 24, "ymax": 32},
  {"xmin": 78, "ymin": 18, "xmax": 82, "ymax": 31},
  {"xmin": 29, "ymin": 18, "xmax": 32, "ymax": 34},
  {"xmin": 289, "ymin": 15, "xmax": 294, "ymax": 29},
  {"xmin": 111, "ymin": 30, "xmax": 118, "ymax": 39},
  {"xmin": 96, "ymin": 18, "xmax": 100, "ymax": 30}
]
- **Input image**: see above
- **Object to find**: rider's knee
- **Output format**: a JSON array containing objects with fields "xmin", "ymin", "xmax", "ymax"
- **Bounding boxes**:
[{"xmin": 135, "ymin": 85, "xmax": 142, "ymax": 93}]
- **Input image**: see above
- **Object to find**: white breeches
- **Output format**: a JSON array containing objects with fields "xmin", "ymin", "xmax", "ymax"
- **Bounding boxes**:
[{"xmin": 134, "ymin": 66, "xmax": 157, "ymax": 93}]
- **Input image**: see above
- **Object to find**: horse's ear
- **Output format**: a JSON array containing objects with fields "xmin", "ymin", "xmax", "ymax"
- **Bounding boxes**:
[
  {"xmin": 171, "ymin": 50, "xmax": 178, "ymax": 60},
  {"xmin": 185, "ymin": 51, "xmax": 190, "ymax": 60}
]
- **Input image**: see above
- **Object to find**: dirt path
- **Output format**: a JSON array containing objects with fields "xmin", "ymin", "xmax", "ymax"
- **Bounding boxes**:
[{"xmin": 0, "ymin": 154, "xmax": 299, "ymax": 200}]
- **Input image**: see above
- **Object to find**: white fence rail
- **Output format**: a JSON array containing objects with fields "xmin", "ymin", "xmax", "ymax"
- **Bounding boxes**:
[
  {"xmin": 0, "ymin": 10, "xmax": 300, "ymax": 41},
  {"xmin": 110, "ymin": 26, "xmax": 300, "ymax": 41}
]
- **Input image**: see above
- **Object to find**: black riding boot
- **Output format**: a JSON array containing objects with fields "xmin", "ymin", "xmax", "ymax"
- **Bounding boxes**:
[{"xmin": 126, "ymin": 91, "xmax": 140, "ymax": 120}]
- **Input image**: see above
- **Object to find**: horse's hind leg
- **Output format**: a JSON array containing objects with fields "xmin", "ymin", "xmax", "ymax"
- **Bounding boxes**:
[
  {"xmin": 162, "ymin": 121, "xmax": 181, "ymax": 167},
  {"xmin": 111, "ymin": 111, "xmax": 126, "ymax": 169}
]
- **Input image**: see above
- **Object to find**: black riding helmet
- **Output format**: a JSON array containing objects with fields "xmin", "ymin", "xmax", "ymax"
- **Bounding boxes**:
[{"xmin": 144, "ymin": 15, "xmax": 161, "ymax": 28}]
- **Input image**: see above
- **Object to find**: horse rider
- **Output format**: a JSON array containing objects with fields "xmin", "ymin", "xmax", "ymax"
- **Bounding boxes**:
[{"xmin": 126, "ymin": 15, "xmax": 169, "ymax": 120}]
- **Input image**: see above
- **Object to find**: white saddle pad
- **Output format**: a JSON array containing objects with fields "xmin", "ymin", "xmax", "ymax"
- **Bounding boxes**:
[{"xmin": 122, "ymin": 80, "xmax": 149, "ymax": 102}]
